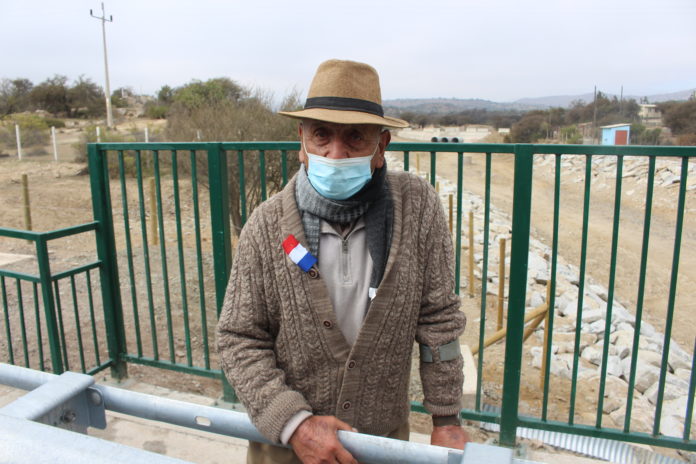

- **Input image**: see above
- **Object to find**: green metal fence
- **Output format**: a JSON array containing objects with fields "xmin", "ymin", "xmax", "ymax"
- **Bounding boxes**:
[
  {"xmin": 2, "ymin": 140, "xmax": 695, "ymax": 453},
  {"xmin": 0, "ymin": 223, "xmax": 117, "ymax": 376}
]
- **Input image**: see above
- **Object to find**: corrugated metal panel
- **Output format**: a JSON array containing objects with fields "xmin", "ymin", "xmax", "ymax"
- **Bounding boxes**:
[{"xmin": 480, "ymin": 405, "xmax": 682, "ymax": 464}]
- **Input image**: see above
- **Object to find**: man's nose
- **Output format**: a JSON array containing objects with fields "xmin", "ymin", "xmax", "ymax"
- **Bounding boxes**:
[{"xmin": 324, "ymin": 137, "xmax": 351, "ymax": 159}]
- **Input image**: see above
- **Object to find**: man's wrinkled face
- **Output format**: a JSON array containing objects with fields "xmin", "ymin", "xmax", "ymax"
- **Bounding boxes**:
[{"xmin": 298, "ymin": 120, "xmax": 391, "ymax": 171}]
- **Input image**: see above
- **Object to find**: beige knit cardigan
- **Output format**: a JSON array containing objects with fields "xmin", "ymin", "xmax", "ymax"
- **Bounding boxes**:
[{"xmin": 217, "ymin": 170, "xmax": 466, "ymax": 443}]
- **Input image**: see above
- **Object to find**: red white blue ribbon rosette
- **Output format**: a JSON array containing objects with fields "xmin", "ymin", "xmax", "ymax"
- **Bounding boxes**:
[{"xmin": 282, "ymin": 234, "xmax": 317, "ymax": 272}]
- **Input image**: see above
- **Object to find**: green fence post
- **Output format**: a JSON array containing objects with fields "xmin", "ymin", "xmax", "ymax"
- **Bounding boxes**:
[
  {"xmin": 499, "ymin": 144, "xmax": 534, "ymax": 447},
  {"xmin": 207, "ymin": 143, "xmax": 238, "ymax": 403},
  {"xmin": 35, "ymin": 237, "xmax": 64, "ymax": 373},
  {"xmin": 88, "ymin": 143, "xmax": 128, "ymax": 380}
]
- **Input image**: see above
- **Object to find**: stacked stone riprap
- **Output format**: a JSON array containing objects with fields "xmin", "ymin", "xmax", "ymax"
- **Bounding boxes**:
[{"xmin": 386, "ymin": 151, "xmax": 694, "ymax": 438}]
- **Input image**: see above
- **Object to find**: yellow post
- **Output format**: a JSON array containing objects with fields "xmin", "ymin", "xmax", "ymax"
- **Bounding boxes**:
[
  {"xmin": 540, "ymin": 283, "xmax": 552, "ymax": 388},
  {"xmin": 416, "ymin": 152, "xmax": 421, "ymax": 173},
  {"xmin": 472, "ymin": 303, "xmax": 548, "ymax": 355},
  {"xmin": 149, "ymin": 177, "xmax": 158, "ymax": 245},
  {"xmin": 468, "ymin": 211, "xmax": 475, "ymax": 297},
  {"xmin": 448, "ymin": 194, "xmax": 453, "ymax": 235},
  {"xmin": 497, "ymin": 237, "xmax": 506, "ymax": 330},
  {"xmin": 22, "ymin": 174, "xmax": 32, "ymax": 232}
]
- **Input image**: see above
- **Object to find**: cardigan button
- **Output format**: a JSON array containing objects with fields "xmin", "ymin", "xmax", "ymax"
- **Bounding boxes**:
[
  {"xmin": 347, "ymin": 360, "xmax": 356, "ymax": 369},
  {"xmin": 308, "ymin": 268, "xmax": 319, "ymax": 279},
  {"xmin": 342, "ymin": 401, "xmax": 351, "ymax": 410},
  {"xmin": 323, "ymin": 320, "xmax": 333, "ymax": 329}
]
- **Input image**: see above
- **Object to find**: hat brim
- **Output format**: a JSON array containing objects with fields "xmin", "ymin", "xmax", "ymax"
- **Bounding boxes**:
[{"xmin": 278, "ymin": 108, "xmax": 409, "ymax": 129}]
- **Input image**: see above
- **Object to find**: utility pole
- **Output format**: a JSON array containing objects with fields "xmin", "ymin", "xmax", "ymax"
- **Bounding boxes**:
[{"xmin": 90, "ymin": 3, "xmax": 114, "ymax": 129}]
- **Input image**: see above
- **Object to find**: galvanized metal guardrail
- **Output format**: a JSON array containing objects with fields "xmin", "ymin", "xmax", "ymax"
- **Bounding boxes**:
[{"xmin": 0, "ymin": 363, "xmax": 532, "ymax": 464}]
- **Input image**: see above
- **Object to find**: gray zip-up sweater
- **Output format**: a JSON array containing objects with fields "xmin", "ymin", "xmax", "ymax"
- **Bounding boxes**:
[{"xmin": 217, "ymin": 170, "xmax": 466, "ymax": 443}]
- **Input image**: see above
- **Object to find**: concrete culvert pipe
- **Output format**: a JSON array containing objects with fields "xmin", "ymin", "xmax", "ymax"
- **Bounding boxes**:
[
  {"xmin": 450, "ymin": 137, "xmax": 460, "ymax": 143},
  {"xmin": 439, "ymin": 137, "xmax": 449, "ymax": 143},
  {"xmin": 431, "ymin": 136, "xmax": 439, "ymax": 142}
]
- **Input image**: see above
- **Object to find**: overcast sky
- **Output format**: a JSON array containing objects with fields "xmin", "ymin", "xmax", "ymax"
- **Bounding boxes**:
[{"xmin": 1, "ymin": 0, "xmax": 694, "ymax": 103}]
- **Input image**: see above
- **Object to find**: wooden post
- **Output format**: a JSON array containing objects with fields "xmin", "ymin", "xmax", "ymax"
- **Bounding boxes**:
[
  {"xmin": 436, "ymin": 181, "xmax": 440, "ymax": 194},
  {"xmin": 472, "ymin": 303, "xmax": 548, "ymax": 355},
  {"xmin": 448, "ymin": 194, "xmax": 453, "ymax": 235},
  {"xmin": 15, "ymin": 124, "xmax": 22, "ymax": 160},
  {"xmin": 523, "ymin": 311, "xmax": 546, "ymax": 342},
  {"xmin": 468, "ymin": 211, "xmax": 475, "ymax": 297},
  {"xmin": 540, "ymin": 283, "xmax": 552, "ymax": 388},
  {"xmin": 416, "ymin": 152, "xmax": 421, "ymax": 173},
  {"xmin": 144, "ymin": 127, "xmax": 149, "ymax": 143},
  {"xmin": 149, "ymin": 177, "xmax": 158, "ymax": 245},
  {"xmin": 51, "ymin": 127, "xmax": 58, "ymax": 162},
  {"xmin": 96, "ymin": 126, "xmax": 101, "ymax": 143},
  {"xmin": 22, "ymin": 174, "xmax": 31, "ymax": 232},
  {"xmin": 497, "ymin": 237, "xmax": 506, "ymax": 330}
]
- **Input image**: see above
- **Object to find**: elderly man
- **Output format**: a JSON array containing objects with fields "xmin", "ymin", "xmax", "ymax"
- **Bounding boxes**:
[{"xmin": 217, "ymin": 59, "xmax": 468, "ymax": 464}]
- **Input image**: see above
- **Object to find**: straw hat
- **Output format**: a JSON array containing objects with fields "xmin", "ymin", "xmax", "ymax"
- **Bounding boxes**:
[{"xmin": 279, "ymin": 59, "xmax": 409, "ymax": 128}]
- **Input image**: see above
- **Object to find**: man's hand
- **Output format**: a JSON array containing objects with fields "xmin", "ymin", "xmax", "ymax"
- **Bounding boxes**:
[
  {"xmin": 431, "ymin": 425, "xmax": 470, "ymax": 450},
  {"xmin": 289, "ymin": 415, "xmax": 358, "ymax": 464}
]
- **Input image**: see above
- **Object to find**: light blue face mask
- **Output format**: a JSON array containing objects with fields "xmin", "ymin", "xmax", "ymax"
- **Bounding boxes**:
[{"xmin": 305, "ymin": 143, "xmax": 378, "ymax": 200}]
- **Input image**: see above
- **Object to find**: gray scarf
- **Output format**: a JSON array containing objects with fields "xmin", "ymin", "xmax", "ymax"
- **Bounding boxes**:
[{"xmin": 295, "ymin": 164, "xmax": 393, "ymax": 290}]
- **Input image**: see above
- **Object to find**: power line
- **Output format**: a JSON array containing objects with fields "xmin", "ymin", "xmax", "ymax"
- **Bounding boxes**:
[{"xmin": 89, "ymin": 3, "xmax": 114, "ymax": 129}]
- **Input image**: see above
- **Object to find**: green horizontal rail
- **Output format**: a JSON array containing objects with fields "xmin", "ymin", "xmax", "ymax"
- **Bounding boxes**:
[
  {"xmin": 90, "ymin": 141, "xmax": 696, "ymax": 158},
  {"xmin": 50, "ymin": 262, "xmax": 102, "ymax": 282},
  {"xmin": 122, "ymin": 354, "xmax": 222, "ymax": 379},
  {"xmin": 0, "ymin": 222, "xmax": 98, "ymax": 242},
  {"xmin": 0, "ymin": 270, "xmax": 41, "ymax": 283}
]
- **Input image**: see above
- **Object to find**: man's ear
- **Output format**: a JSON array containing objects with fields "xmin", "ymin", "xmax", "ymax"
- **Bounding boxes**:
[
  {"xmin": 374, "ymin": 130, "xmax": 391, "ymax": 169},
  {"xmin": 298, "ymin": 123, "xmax": 307, "ymax": 164}
]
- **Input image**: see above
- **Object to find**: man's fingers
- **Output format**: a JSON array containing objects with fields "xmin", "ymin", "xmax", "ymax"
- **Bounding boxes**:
[
  {"xmin": 335, "ymin": 446, "xmax": 358, "ymax": 464},
  {"xmin": 332, "ymin": 417, "xmax": 355, "ymax": 432}
]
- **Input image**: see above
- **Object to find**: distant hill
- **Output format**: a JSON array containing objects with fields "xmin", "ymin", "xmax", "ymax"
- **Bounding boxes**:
[{"xmin": 384, "ymin": 88, "xmax": 695, "ymax": 114}]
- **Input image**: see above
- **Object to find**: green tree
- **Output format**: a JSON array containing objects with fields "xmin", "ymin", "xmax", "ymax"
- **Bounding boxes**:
[
  {"xmin": 659, "ymin": 100, "xmax": 696, "ymax": 135},
  {"xmin": 165, "ymin": 81, "xmax": 301, "ymax": 235},
  {"xmin": 510, "ymin": 111, "xmax": 547, "ymax": 142},
  {"xmin": 68, "ymin": 75, "xmax": 105, "ymax": 118},
  {"xmin": 0, "ymin": 78, "xmax": 34, "ymax": 115},
  {"xmin": 30, "ymin": 75, "xmax": 70, "ymax": 115}
]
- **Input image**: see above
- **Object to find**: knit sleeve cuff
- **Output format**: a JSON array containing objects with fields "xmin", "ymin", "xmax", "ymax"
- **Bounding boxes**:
[
  {"xmin": 280, "ymin": 410, "xmax": 314, "ymax": 445},
  {"xmin": 254, "ymin": 390, "xmax": 313, "ymax": 444}
]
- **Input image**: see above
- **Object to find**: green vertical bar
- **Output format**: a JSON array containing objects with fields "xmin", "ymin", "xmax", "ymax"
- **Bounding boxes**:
[
  {"xmin": 15, "ymin": 279, "xmax": 29, "ymax": 367},
  {"xmin": 35, "ymin": 237, "xmax": 63, "ymax": 374},
  {"xmin": 403, "ymin": 151, "xmax": 410, "ymax": 171},
  {"xmin": 191, "ymin": 151, "xmax": 210, "ymax": 370},
  {"xmin": 208, "ymin": 143, "xmax": 232, "ymax": 316},
  {"xmin": 2, "ymin": 277, "xmax": 15, "ymax": 364},
  {"xmin": 281, "ymin": 150, "xmax": 288, "ymax": 187},
  {"xmin": 455, "ymin": 153, "xmax": 463, "ymax": 296},
  {"xmin": 624, "ymin": 156, "xmax": 655, "ymax": 432},
  {"xmin": 118, "ymin": 151, "xmax": 143, "ymax": 357},
  {"xmin": 430, "ymin": 151, "xmax": 436, "ymax": 186},
  {"xmin": 653, "ymin": 156, "xmax": 688, "ymax": 436},
  {"xmin": 475, "ymin": 153, "xmax": 492, "ymax": 411},
  {"xmin": 683, "ymin": 338, "xmax": 696, "ymax": 440},
  {"xmin": 153, "ymin": 151, "xmax": 175, "ymax": 363},
  {"xmin": 542, "ymin": 155, "xmax": 562, "ymax": 421},
  {"xmin": 171, "ymin": 150, "xmax": 192, "ymax": 367},
  {"xmin": 32, "ymin": 283, "xmax": 44, "ymax": 371},
  {"xmin": 596, "ymin": 156, "xmax": 623, "ymax": 427},
  {"xmin": 85, "ymin": 270, "xmax": 101, "ymax": 366},
  {"xmin": 238, "ymin": 150, "xmax": 247, "ymax": 225},
  {"xmin": 88, "ymin": 143, "xmax": 127, "ymax": 380},
  {"xmin": 259, "ymin": 150, "xmax": 267, "ymax": 201},
  {"xmin": 569, "ymin": 154, "xmax": 593, "ymax": 425},
  {"xmin": 53, "ymin": 280, "xmax": 69, "ymax": 370},
  {"xmin": 208, "ymin": 143, "xmax": 237, "ymax": 402},
  {"xmin": 500, "ymin": 145, "xmax": 534, "ymax": 447},
  {"xmin": 69, "ymin": 275, "xmax": 86, "ymax": 373},
  {"xmin": 135, "ymin": 150, "xmax": 159, "ymax": 360}
]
